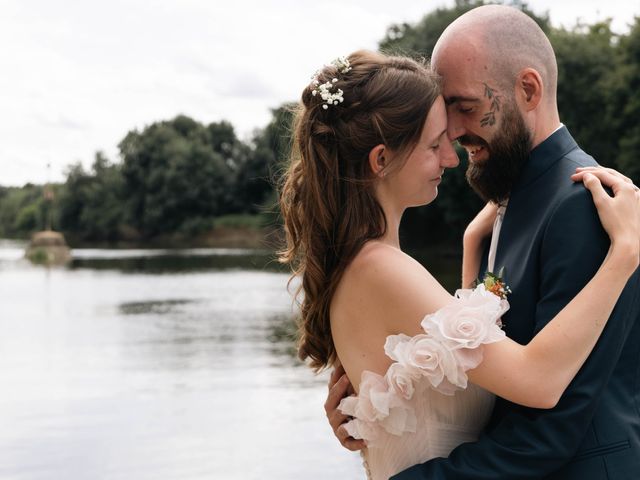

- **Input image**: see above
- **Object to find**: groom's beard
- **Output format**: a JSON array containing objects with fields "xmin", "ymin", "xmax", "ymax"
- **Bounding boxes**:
[{"xmin": 463, "ymin": 105, "xmax": 533, "ymax": 204}]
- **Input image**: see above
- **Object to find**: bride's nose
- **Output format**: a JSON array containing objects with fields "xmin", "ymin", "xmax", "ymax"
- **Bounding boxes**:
[{"xmin": 439, "ymin": 140, "xmax": 460, "ymax": 169}]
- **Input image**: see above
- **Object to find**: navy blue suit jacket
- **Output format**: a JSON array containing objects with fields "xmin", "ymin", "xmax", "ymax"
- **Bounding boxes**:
[{"xmin": 393, "ymin": 127, "xmax": 640, "ymax": 479}]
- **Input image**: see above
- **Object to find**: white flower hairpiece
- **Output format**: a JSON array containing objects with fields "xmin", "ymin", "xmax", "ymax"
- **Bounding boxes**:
[
  {"xmin": 331, "ymin": 56, "xmax": 352, "ymax": 74},
  {"xmin": 310, "ymin": 56, "xmax": 352, "ymax": 110},
  {"xmin": 311, "ymin": 78, "xmax": 344, "ymax": 109}
]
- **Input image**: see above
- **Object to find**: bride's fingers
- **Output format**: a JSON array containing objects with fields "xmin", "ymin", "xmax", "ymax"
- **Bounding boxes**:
[
  {"xmin": 325, "ymin": 374, "xmax": 350, "ymax": 415},
  {"xmin": 328, "ymin": 364, "xmax": 345, "ymax": 388},
  {"xmin": 572, "ymin": 169, "xmax": 639, "ymax": 195},
  {"xmin": 575, "ymin": 167, "xmax": 634, "ymax": 188},
  {"xmin": 581, "ymin": 173, "xmax": 610, "ymax": 208},
  {"xmin": 337, "ymin": 425, "xmax": 366, "ymax": 451},
  {"xmin": 582, "ymin": 174, "xmax": 640, "ymax": 242},
  {"xmin": 582, "ymin": 173, "xmax": 637, "ymax": 216},
  {"xmin": 575, "ymin": 166, "xmax": 634, "ymax": 184}
]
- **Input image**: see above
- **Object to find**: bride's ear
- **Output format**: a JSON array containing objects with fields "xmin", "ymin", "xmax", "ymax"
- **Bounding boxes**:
[{"xmin": 368, "ymin": 144, "xmax": 387, "ymax": 178}]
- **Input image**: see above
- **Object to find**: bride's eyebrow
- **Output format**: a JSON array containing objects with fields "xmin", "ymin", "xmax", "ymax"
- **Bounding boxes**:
[{"xmin": 445, "ymin": 96, "xmax": 480, "ymax": 105}]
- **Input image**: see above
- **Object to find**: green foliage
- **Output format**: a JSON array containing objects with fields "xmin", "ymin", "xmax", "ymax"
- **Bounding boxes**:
[
  {"xmin": 1, "ymin": 112, "xmax": 291, "ymax": 242},
  {"xmin": 0, "ymin": 184, "xmax": 47, "ymax": 237},
  {"xmin": 550, "ymin": 21, "xmax": 620, "ymax": 167},
  {"xmin": 26, "ymin": 247, "xmax": 49, "ymax": 264},
  {"xmin": 213, "ymin": 213, "xmax": 267, "ymax": 229},
  {"xmin": 119, "ymin": 116, "xmax": 240, "ymax": 238},
  {"xmin": 239, "ymin": 104, "xmax": 296, "ymax": 209},
  {"xmin": 58, "ymin": 152, "xmax": 126, "ymax": 241},
  {"xmin": 614, "ymin": 17, "xmax": 640, "ymax": 183}
]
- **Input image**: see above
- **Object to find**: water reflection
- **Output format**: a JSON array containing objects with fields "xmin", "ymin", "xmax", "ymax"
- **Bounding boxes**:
[
  {"xmin": 266, "ymin": 313, "xmax": 300, "ymax": 361},
  {"xmin": 119, "ymin": 298, "xmax": 199, "ymax": 315}
]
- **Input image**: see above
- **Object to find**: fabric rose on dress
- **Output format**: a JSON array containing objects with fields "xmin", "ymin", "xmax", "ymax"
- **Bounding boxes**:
[
  {"xmin": 384, "ymin": 362, "xmax": 417, "ymax": 400},
  {"xmin": 421, "ymin": 285, "xmax": 507, "ymax": 351},
  {"xmin": 386, "ymin": 333, "xmax": 463, "ymax": 395},
  {"xmin": 338, "ymin": 371, "xmax": 416, "ymax": 446},
  {"xmin": 384, "ymin": 334, "xmax": 416, "ymax": 364},
  {"xmin": 339, "ymin": 371, "xmax": 395, "ymax": 422}
]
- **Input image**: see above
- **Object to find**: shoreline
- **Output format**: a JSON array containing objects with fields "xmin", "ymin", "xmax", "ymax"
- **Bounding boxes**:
[{"xmin": 6, "ymin": 226, "xmax": 283, "ymax": 251}]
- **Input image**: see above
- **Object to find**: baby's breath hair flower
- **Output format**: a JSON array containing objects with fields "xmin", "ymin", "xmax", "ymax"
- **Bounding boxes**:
[
  {"xmin": 331, "ymin": 56, "xmax": 352, "ymax": 73},
  {"xmin": 312, "ymin": 80, "xmax": 345, "ymax": 109},
  {"xmin": 309, "ymin": 56, "xmax": 352, "ymax": 109}
]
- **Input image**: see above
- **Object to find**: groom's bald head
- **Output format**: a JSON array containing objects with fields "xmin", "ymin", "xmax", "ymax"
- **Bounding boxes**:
[{"xmin": 432, "ymin": 4, "xmax": 557, "ymax": 104}]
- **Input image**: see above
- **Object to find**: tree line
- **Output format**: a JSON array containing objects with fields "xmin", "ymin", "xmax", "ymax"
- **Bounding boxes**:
[
  {"xmin": 1, "ymin": 0, "xmax": 638, "ymax": 249},
  {"xmin": 0, "ymin": 109, "xmax": 291, "ymax": 244}
]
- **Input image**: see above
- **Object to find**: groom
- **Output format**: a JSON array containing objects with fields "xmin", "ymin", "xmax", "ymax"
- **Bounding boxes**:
[{"xmin": 325, "ymin": 5, "xmax": 640, "ymax": 479}]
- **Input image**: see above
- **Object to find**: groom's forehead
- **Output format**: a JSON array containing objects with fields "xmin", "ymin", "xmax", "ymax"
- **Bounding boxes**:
[{"xmin": 439, "ymin": 69, "xmax": 488, "ymax": 103}]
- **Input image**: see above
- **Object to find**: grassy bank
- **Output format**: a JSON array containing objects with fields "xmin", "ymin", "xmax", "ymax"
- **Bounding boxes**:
[{"xmin": 14, "ymin": 214, "xmax": 283, "ymax": 250}]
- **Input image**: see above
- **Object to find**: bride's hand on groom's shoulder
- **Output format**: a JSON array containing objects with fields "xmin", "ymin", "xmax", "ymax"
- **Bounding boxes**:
[
  {"xmin": 572, "ymin": 166, "xmax": 640, "ymax": 269},
  {"xmin": 325, "ymin": 364, "xmax": 365, "ymax": 451}
]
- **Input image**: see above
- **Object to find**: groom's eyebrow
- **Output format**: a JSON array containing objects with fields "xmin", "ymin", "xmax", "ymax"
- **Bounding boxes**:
[{"xmin": 444, "ymin": 96, "xmax": 480, "ymax": 105}]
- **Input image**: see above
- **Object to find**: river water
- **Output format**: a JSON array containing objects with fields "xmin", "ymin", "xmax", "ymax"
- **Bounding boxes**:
[{"xmin": 0, "ymin": 239, "xmax": 459, "ymax": 480}]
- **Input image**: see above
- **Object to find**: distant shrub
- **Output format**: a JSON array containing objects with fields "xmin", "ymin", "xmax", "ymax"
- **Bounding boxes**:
[{"xmin": 212, "ymin": 214, "xmax": 266, "ymax": 230}]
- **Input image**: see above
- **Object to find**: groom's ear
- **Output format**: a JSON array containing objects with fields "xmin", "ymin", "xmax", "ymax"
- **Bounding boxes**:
[
  {"xmin": 368, "ymin": 144, "xmax": 388, "ymax": 178},
  {"xmin": 516, "ymin": 68, "xmax": 543, "ymax": 111}
]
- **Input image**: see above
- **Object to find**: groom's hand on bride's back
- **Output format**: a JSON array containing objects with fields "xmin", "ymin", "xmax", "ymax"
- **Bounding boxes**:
[{"xmin": 325, "ymin": 364, "xmax": 365, "ymax": 451}]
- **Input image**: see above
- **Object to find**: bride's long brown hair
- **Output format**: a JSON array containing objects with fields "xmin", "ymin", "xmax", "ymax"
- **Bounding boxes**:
[{"xmin": 279, "ymin": 50, "xmax": 441, "ymax": 371}]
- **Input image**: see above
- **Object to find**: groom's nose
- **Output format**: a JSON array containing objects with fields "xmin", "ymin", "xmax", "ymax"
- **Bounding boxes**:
[{"xmin": 446, "ymin": 111, "xmax": 465, "ymax": 141}]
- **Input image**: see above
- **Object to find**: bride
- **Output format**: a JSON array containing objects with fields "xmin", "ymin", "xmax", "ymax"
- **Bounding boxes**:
[{"xmin": 278, "ymin": 50, "xmax": 639, "ymax": 479}]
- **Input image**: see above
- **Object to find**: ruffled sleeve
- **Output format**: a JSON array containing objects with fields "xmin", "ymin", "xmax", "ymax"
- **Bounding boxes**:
[{"xmin": 338, "ymin": 284, "xmax": 508, "ymax": 446}]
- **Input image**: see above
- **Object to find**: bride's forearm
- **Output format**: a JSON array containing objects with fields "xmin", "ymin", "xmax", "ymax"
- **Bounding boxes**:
[
  {"xmin": 462, "ymin": 202, "xmax": 497, "ymax": 288},
  {"xmin": 470, "ymin": 240, "xmax": 637, "ymax": 408},
  {"xmin": 462, "ymin": 231, "xmax": 484, "ymax": 288}
]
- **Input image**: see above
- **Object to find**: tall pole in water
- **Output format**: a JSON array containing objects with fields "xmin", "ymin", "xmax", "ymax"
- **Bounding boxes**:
[{"xmin": 45, "ymin": 162, "xmax": 53, "ymax": 231}]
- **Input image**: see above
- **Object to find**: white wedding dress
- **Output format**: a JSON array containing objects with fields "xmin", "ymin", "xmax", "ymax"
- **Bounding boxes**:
[{"xmin": 338, "ymin": 285, "xmax": 508, "ymax": 480}]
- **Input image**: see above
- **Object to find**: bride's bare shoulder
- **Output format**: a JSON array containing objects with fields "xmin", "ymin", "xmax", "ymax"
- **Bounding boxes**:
[
  {"xmin": 333, "ymin": 242, "xmax": 411, "ymax": 311},
  {"xmin": 332, "ymin": 241, "xmax": 450, "ymax": 330},
  {"xmin": 344, "ymin": 241, "xmax": 430, "ymax": 287},
  {"xmin": 345, "ymin": 241, "xmax": 426, "ymax": 283}
]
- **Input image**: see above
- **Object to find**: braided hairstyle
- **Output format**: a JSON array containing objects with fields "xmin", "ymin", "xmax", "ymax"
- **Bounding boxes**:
[{"xmin": 279, "ymin": 50, "xmax": 441, "ymax": 371}]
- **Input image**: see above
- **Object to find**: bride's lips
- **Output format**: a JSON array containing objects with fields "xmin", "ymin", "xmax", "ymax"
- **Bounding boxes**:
[{"xmin": 431, "ymin": 171, "xmax": 444, "ymax": 184}]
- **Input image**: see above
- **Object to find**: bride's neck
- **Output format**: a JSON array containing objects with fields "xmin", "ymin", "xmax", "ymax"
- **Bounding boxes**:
[{"xmin": 378, "ymin": 204, "xmax": 403, "ymax": 249}]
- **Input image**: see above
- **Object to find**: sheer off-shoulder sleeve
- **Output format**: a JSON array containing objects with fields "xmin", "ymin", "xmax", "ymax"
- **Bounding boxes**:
[{"xmin": 338, "ymin": 285, "xmax": 508, "ymax": 446}]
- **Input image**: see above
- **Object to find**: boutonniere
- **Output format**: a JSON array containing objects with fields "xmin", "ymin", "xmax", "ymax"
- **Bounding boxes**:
[{"xmin": 476, "ymin": 266, "xmax": 512, "ymax": 300}]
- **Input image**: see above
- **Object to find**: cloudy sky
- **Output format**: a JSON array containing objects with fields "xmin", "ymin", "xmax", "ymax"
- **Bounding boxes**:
[{"xmin": 2, "ymin": 0, "xmax": 638, "ymax": 186}]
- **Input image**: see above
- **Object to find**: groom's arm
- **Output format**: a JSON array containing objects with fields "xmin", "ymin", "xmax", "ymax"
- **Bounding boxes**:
[{"xmin": 392, "ymin": 188, "xmax": 640, "ymax": 479}]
